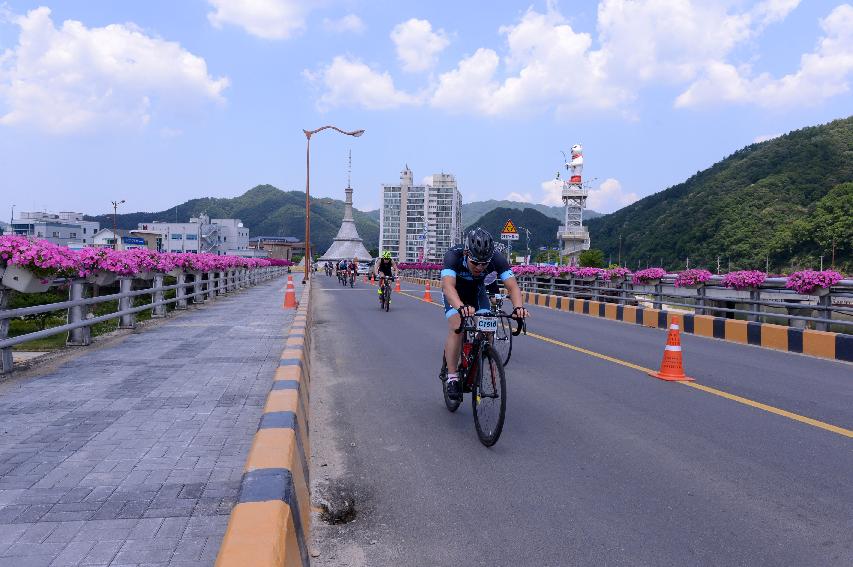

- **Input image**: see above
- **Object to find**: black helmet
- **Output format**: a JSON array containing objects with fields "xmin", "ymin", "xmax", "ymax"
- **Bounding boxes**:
[{"xmin": 465, "ymin": 227, "xmax": 494, "ymax": 263}]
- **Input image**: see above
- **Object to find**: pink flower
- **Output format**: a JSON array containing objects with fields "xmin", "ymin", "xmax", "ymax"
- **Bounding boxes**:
[
  {"xmin": 785, "ymin": 270, "xmax": 842, "ymax": 294},
  {"xmin": 674, "ymin": 269, "xmax": 712, "ymax": 287},
  {"xmin": 721, "ymin": 270, "xmax": 766, "ymax": 290},
  {"xmin": 632, "ymin": 267, "xmax": 667, "ymax": 284}
]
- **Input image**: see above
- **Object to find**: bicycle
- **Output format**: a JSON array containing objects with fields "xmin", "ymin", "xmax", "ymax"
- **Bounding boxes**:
[
  {"xmin": 348, "ymin": 270, "xmax": 355, "ymax": 288},
  {"xmin": 338, "ymin": 269, "xmax": 347, "ymax": 286},
  {"xmin": 377, "ymin": 275, "xmax": 394, "ymax": 311},
  {"xmin": 439, "ymin": 311, "xmax": 526, "ymax": 446}
]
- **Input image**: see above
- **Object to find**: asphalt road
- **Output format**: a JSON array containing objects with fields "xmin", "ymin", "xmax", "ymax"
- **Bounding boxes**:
[{"xmin": 310, "ymin": 277, "xmax": 853, "ymax": 567}]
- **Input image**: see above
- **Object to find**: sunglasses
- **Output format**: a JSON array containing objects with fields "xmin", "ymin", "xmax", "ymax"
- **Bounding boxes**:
[{"xmin": 468, "ymin": 258, "xmax": 490, "ymax": 267}]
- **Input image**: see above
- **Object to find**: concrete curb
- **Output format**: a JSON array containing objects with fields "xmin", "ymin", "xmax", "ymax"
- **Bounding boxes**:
[
  {"xmin": 216, "ymin": 281, "xmax": 313, "ymax": 567},
  {"xmin": 402, "ymin": 277, "xmax": 852, "ymax": 363}
]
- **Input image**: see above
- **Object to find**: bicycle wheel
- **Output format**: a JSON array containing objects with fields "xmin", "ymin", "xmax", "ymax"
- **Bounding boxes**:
[
  {"xmin": 472, "ymin": 345, "xmax": 506, "ymax": 447},
  {"xmin": 440, "ymin": 356, "xmax": 461, "ymax": 412},
  {"xmin": 492, "ymin": 317, "xmax": 513, "ymax": 366},
  {"xmin": 384, "ymin": 285, "xmax": 391, "ymax": 311}
]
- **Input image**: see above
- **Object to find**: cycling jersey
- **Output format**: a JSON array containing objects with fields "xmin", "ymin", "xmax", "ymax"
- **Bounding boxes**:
[
  {"xmin": 377, "ymin": 258, "xmax": 394, "ymax": 277},
  {"xmin": 440, "ymin": 246, "xmax": 514, "ymax": 318}
]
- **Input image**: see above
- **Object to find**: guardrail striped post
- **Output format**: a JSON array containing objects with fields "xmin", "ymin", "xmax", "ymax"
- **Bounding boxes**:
[
  {"xmin": 118, "ymin": 277, "xmax": 135, "ymax": 329},
  {"xmin": 152, "ymin": 274, "xmax": 166, "ymax": 318},
  {"xmin": 0, "ymin": 287, "xmax": 12, "ymax": 374},
  {"xmin": 176, "ymin": 273, "xmax": 188, "ymax": 310},
  {"xmin": 815, "ymin": 294, "xmax": 831, "ymax": 332},
  {"xmin": 67, "ymin": 280, "xmax": 92, "ymax": 344}
]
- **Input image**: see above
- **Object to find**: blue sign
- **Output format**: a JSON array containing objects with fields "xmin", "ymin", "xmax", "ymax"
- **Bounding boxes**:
[{"xmin": 122, "ymin": 236, "xmax": 146, "ymax": 246}]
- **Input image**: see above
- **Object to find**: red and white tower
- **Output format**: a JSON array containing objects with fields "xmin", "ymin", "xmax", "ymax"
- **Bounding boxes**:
[{"xmin": 557, "ymin": 144, "xmax": 590, "ymax": 263}]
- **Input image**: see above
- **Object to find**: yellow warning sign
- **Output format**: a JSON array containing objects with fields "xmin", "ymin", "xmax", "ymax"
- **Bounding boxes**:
[{"xmin": 501, "ymin": 219, "xmax": 518, "ymax": 234}]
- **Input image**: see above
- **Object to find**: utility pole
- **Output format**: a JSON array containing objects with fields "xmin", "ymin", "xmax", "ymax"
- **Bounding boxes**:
[
  {"xmin": 717, "ymin": 256, "xmax": 721, "ymax": 274},
  {"xmin": 831, "ymin": 236, "xmax": 836, "ymax": 269},
  {"xmin": 111, "ymin": 199, "xmax": 125, "ymax": 250}
]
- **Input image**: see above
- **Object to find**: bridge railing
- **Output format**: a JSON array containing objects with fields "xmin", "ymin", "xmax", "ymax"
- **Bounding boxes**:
[
  {"xmin": 399, "ymin": 270, "xmax": 853, "ymax": 333},
  {"xmin": 512, "ymin": 275, "xmax": 853, "ymax": 333},
  {"xmin": 0, "ymin": 267, "xmax": 287, "ymax": 374}
]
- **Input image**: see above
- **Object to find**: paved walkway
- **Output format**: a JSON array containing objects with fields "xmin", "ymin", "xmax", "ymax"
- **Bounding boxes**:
[{"xmin": 0, "ymin": 276, "xmax": 300, "ymax": 567}]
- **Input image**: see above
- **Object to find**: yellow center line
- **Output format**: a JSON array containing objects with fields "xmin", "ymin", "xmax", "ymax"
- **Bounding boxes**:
[{"xmin": 395, "ymin": 285, "xmax": 853, "ymax": 440}]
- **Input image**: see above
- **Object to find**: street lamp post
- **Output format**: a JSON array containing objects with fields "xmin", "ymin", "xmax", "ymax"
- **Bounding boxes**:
[
  {"xmin": 111, "ymin": 199, "xmax": 125, "ymax": 250},
  {"xmin": 302, "ymin": 125, "xmax": 365, "ymax": 284},
  {"xmin": 517, "ymin": 225, "xmax": 532, "ymax": 263}
]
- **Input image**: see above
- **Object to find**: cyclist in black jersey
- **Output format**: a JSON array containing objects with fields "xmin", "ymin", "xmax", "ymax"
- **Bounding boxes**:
[
  {"xmin": 441, "ymin": 227, "xmax": 529, "ymax": 401},
  {"xmin": 374, "ymin": 251, "xmax": 399, "ymax": 304}
]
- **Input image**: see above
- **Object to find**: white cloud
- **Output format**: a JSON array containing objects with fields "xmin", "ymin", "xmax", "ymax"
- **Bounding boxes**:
[
  {"xmin": 323, "ymin": 14, "xmax": 365, "ymax": 34},
  {"xmin": 304, "ymin": 56, "xmax": 420, "ymax": 111},
  {"xmin": 506, "ymin": 192, "xmax": 533, "ymax": 202},
  {"xmin": 207, "ymin": 0, "xmax": 307, "ymax": 40},
  {"xmin": 676, "ymin": 4, "xmax": 853, "ymax": 108},
  {"xmin": 391, "ymin": 18, "xmax": 449, "ymax": 72},
  {"xmin": 540, "ymin": 179, "xmax": 564, "ymax": 206},
  {"xmin": 753, "ymin": 132, "xmax": 781, "ymax": 143},
  {"xmin": 586, "ymin": 178, "xmax": 638, "ymax": 213},
  {"xmin": 0, "ymin": 7, "xmax": 229, "ymax": 134}
]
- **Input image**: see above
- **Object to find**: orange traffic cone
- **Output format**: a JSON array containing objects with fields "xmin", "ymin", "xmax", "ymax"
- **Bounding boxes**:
[
  {"xmin": 370, "ymin": 274, "xmax": 375, "ymax": 285},
  {"xmin": 649, "ymin": 315, "xmax": 693, "ymax": 381},
  {"xmin": 422, "ymin": 281, "xmax": 433, "ymax": 302},
  {"xmin": 394, "ymin": 278, "xmax": 401, "ymax": 293},
  {"xmin": 363, "ymin": 273, "xmax": 368, "ymax": 283},
  {"xmin": 283, "ymin": 275, "xmax": 298, "ymax": 309}
]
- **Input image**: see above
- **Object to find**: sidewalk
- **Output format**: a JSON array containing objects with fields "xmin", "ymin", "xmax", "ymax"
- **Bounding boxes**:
[{"xmin": 0, "ymin": 277, "xmax": 301, "ymax": 567}]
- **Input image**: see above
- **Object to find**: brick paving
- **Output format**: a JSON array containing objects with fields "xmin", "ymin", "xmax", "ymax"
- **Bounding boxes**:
[{"xmin": 0, "ymin": 277, "xmax": 300, "ymax": 566}]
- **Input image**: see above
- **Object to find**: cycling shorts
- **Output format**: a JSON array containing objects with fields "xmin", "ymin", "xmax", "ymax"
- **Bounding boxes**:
[{"xmin": 443, "ymin": 285, "xmax": 491, "ymax": 319}]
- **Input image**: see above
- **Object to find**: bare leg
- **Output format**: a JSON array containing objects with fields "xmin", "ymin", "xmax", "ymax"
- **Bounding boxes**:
[{"xmin": 444, "ymin": 313, "xmax": 463, "ymax": 373}]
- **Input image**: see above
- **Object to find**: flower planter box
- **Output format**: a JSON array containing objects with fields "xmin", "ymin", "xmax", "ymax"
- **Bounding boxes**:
[
  {"xmin": 168, "ymin": 268, "xmax": 183, "ymax": 278},
  {"xmin": 809, "ymin": 287, "xmax": 831, "ymax": 297},
  {"xmin": 136, "ymin": 271, "xmax": 155, "ymax": 280},
  {"xmin": 635, "ymin": 278, "xmax": 661, "ymax": 286},
  {"xmin": 90, "ymin": 271, "xmax": 117, "ymax": 286},
  {"xmin": 1, "ymin": 264, "xmax": 52, "ymax": 293}
]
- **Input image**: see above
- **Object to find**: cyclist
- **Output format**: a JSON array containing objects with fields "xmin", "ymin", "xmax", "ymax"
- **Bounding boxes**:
[
  {"xmin": 337, "ymin": 259, "xmax": 348, "ymax": 283},
  {"xmin": 441, "ymin": 227, "xmax": 529, "ymax": 401},
  {"xmin": 374, "ymin": 251, "xmax": 399, "ymax": 305},
  {"xmin": 348, "ymin": 257, "xmax": 359, "ymax": 285}
]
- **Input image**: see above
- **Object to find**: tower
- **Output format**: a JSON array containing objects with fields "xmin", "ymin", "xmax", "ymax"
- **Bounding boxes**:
[
  {"xmin": 557, "ymin": 144, "xmax": 591, "ymax": 264},
  {"xmin": 319, "ymin": 151, "xmax": 372, "ymax": 262}
]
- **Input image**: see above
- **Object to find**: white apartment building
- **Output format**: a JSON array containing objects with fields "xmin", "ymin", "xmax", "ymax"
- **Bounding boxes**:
[
  {"xmin": 380, "ymin": 166, "xmax": 462, "ymax": 262},
  {"xmin": 135, "ymin": 214, "xmax": 250, "ymax": 255},
  {"xmin": 11, "ymin": 211, "xmax": 99, "ymax": 247}
]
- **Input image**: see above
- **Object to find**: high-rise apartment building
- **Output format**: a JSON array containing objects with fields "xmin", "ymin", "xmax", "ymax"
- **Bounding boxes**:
[
  {"xmin": 380, "ymin": 166, "xmax": 462, "ymax": 262},
  {"xmin": 11, "ymin": 212, "xmax": 99, "ymax": 247}
]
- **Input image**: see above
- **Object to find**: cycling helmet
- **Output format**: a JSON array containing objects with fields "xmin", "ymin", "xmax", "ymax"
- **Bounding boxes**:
[
  {"xmin": 465, "ymin": 227, "xmax": 494, "ymax": 263},
  {"xmin": 382, "ymin": 251, "xmax": 392, "ymax": 259}
]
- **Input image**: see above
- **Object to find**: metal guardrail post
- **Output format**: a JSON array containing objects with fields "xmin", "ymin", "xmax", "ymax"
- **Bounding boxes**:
[
  {"xmin": 815, "ymin": 294, "xmax": 831, "ymax": 332},
  {"xmin": 696, "ymin": 286, "xmax": 707, "ymax": 316},
  {"xmin": 653, "ymin": 283, "xmax": 663, "ymax": 310},
  {"xmin": 205, "ymin": 272, "xmax": 214, "ymax": 301},
  {"xmin": 152, "ymin": 274, "xmax": 166, "ymax": 318},
  {"xmin": 177, "ymin": 273, "xmax": 188, "ymax": 310},
  {"xmin": 0, "ymin": 286, "xmax": 13, "ymax": 374},
  {"xmin": 747, "ymin": 290, "xmax": 760, "ymax": 322},
  {"xmin": 191, "ymin": 273, "xmax": 202, "ymax": 304},
  {"xmin": 118, "ymin": 277, "xmax": 135, "ymax": 328},
  {"xmin": 67, "ymin": 280, "xmax": 92, "ymax": 344}
]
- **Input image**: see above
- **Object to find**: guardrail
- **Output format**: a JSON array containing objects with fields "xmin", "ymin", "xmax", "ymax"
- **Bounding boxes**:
[
  {"xmin": 400, "ymin": 270, "xmax": 853, "ymax": 334},
  {"xmin": 0, "ymin": 267, "xmax": 287, "ymax": 374}
]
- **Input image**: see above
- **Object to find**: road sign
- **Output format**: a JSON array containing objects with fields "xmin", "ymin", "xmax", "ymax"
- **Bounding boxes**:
[{"xmin": 501, "ymin": 219, "xmax": 519, "ymax": 240}]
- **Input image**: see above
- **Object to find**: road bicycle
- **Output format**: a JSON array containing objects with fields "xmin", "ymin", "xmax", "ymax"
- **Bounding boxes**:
[
  {"xmin": 439, "ymin": 311, "xmax": 526, "ymax": 447},
  {"xmin": 348, "ymin": 269, "xmax": 356, "ymax": 288},
  {"xmin": 378, "ymin": 275, "xmax": 394, "ymax": 311},
  {"xmin": 337, "ymin": 269, "xmax": 347, "ymax": 286}
]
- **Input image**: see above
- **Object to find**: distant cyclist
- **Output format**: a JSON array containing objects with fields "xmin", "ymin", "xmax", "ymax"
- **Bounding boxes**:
[
  {"xmin": 441, "ymin": 228, "xmax": 528, "ymax": 401},
  {"xmin": 348, "ymin": 257, "xmax": 359, "ymax": 284},
  {"xmin": 374, "ymin": 251, "xmax": 399, "ymax": 305}
]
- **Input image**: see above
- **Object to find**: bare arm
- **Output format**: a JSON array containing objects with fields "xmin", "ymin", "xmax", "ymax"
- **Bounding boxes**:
[
  {"xmin": 502, "ymin": 277, "xmax": 529, "ymax": 317},
  {"xmin": 442, "ymin": 275, "xmax": 464, "ymax": 311}
]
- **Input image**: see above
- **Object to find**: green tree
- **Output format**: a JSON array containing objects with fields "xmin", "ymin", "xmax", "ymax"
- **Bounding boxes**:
[{"xmin": 579, "ymin": 249, "xmax": 605, "ymax": 267}]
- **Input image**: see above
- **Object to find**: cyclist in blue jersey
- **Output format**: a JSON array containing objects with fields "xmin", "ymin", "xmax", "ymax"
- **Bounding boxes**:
[{"xmin": 441, "ymin": 227, "xmax": 528, "ymax": 401}]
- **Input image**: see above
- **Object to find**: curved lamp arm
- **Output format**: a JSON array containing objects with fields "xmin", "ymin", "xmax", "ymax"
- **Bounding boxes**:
[{"xmin": 304, "ymin": 126, "xmax": 365, "ymax": 139}]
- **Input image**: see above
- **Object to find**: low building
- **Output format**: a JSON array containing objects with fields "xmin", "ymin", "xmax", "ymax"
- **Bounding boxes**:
[
  {"xmin": 10, "ymin": 211, "xmax": 99, "ymax": 247},
  {"xmin": 92, "ymin": 229, "xmax": 149, "ymax": 250},
  {"xmin": 135, "ymin": 214, "xmax": 250, "ymax": 255},
  {"xmin": 249, "ymin": 236, "xmax": 304, "ymax": 261}
]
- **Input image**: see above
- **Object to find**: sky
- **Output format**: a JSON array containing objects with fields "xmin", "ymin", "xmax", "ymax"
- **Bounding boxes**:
[{"xmin": 1, "ymin": 0, "xmax": 851, "ymax": 223}]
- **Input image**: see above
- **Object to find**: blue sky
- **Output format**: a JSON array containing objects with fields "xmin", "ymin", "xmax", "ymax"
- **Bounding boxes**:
[{"xmin": 1, "ymin": 0, "xmax": 851, "ymax": 223}]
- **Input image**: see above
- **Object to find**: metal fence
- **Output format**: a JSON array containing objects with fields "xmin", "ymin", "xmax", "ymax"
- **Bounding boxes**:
[
  {"xmin": 0, "ymin": 267, "xmax": 287, "ymax": 374},
  {"xmin": 401, "ymin": 270, "xmax": 853, "ymax": 334}
]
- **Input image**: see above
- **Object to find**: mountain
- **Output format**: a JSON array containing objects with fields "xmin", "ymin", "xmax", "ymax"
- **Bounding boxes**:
[
  {"xmin": 464, "ymin": 207, "xmax": 561, "ymax": 254},
  {"xmin": 462, "ymin": 200, "xmax": 601, "ymax": 227},
  {"xmin": 86, "ymin": 185, "xmax": 380, "ymax": 254},
  {"xmin": 587, "ymin": 116, "xmax": 853, "ymax": 272}
]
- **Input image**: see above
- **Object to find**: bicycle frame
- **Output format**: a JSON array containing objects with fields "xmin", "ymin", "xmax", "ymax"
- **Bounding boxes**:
[{"xmin": 454, "ymin": 312, "xmax": 525, "ymax": 389}]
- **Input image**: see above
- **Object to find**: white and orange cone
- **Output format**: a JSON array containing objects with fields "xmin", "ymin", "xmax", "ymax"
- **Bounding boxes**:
[
  {"xmin": 283, "ymin": 275, "xmax": 298, "ymax": 309},
  {"xmin": 649, "ymin": 315, "xmax": 693, "ymax": 381}
]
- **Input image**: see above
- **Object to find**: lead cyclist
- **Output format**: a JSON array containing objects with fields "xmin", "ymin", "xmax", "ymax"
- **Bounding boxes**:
[{"xmin": 441, "ymin": 227, "xmax": 529, "ymax": 401}]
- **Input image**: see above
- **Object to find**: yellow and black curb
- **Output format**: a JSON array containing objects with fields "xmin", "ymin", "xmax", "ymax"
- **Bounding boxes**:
[
  {"xmin": 402, "ymin": 277, "xmax": 851, "ymax": 363},
  {"xmin": 216, "ymin": 283, "xmax": 312, "ymax": 567}
]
